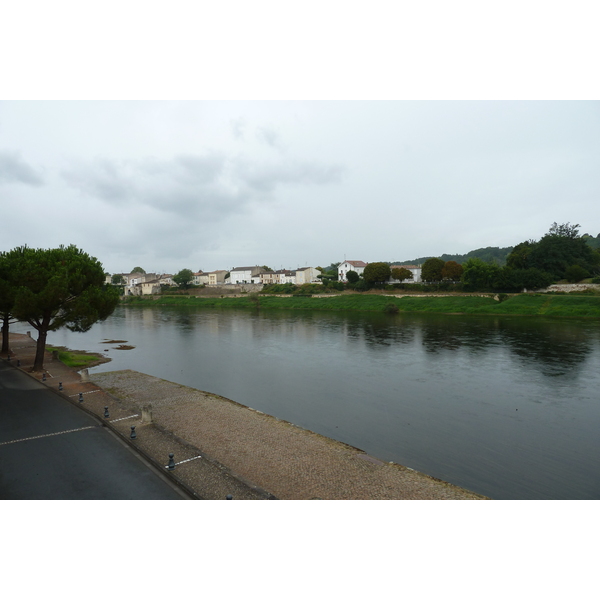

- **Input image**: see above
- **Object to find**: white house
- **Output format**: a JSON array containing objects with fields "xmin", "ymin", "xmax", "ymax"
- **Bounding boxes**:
[
  {"xmin": 229, "ymin": 266, "xmax": 265, "ymax": 284},
  {"xmin": 338, "ymin": 260, "xmax": 367, "ymax": 282}
]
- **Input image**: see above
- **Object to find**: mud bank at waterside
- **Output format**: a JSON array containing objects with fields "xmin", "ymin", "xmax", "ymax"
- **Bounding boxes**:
[{"xmin": 89, "ymin": 369, "xmax": 487, "ymax": 500}]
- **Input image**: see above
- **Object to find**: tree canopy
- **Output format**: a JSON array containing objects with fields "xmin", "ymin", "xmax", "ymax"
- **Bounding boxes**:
[
  {"xmin": 0, "ymin": 249, "xmax": 21, "ymax": 354},
  {"xmin": 8, "ymin": 245, "xmax": 120, "ymax": 371},
  {"xmin": 131, "ymin": 266, "xmax": 146, "ymax": 274},
  {"xmin": 363, "ymin": 262, "xmax": 391, "ymax": 284},
  {"xmin": 391, "ymin": 267, "xmax": 413, "ymax": 282},
  {"xmin": 441, "ymin": 261, "xmax": 463, "ymax": 281},
  {"xmin": 506, "ymin": 222, "xmax": 600, "ymax": 280},
  {"xmin": 421, "ymin": 258, "xmax": 445, "ymax": 282},
  {"xmin": 345, "ymin": 270, "xmax": 360, "ymax": 283},
  {"xmin": 172, "ymin": 268, "xmax": 194, "ymax": 289}
]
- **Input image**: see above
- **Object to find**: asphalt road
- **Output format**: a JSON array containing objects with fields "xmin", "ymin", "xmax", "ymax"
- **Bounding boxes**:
[{"xmin": 0, "ymin": 361, "xmax": 189, "ymax": 499}]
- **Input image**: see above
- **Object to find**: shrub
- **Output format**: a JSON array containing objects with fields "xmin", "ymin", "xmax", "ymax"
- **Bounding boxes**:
[
  {"xmin": 565, "ymin": 264, "xmax": 590, "ymax": 283},
  {"xmin": 384, "ymin": 302, "xmax": 399, "ymax": 314}
]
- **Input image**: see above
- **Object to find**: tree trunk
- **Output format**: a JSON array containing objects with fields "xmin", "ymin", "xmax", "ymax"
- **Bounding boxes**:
[
  {"xmin": 32, "ymin": 328, "xmax": 47, "ymax": 372},
  {"xmin": 1, "ymin": 313, "xmax": 9, "ymax": 355}
]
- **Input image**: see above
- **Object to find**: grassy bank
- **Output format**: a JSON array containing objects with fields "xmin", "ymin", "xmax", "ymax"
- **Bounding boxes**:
[
  {"xmin": 46, "ymin": 346, "xmax": 109, "ymax": 369},
  {"xmin": 120, "ymin": 293, "xmax": 600, "ymax": 318}
]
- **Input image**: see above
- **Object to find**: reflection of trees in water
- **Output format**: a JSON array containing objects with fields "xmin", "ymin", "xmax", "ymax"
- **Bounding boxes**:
[
  {"xmin": 148, "ymin": 306, "xmax": 596, "ymax": 378},
  {"xmin": 419, "ymin": 316, "xmax": 497, "ymax": 354},
  {"xmin": 418, "ymin": 314, "xmax": 593, "ymax": 378},
  {"xmin": 498, "ymin": 319, "xmax": 592, "ymax": 377},
  {"xmin": 357, "ymin": 314, "xmax": 417, "ymax": 347}
]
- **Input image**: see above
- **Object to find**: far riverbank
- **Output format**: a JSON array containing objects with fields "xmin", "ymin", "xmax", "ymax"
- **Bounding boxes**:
[{"xmin": 121, "ymin": 292, "xmax": 600, "ymax": 319}]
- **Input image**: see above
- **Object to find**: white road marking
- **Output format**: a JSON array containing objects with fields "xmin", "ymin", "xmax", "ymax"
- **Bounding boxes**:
[
  {"xmin": 69, "ymin": 390, "xmax": 100, "ymax": 397},
  {"xmin": 0, "ymin": 425, "xmax": 96, "ymax": 446},
  {"xmin": 164, "ymin": 455, "xmax": 202, "ymax": 468},
  {"xmin": 109, "ymin": 414, "xmax": 139, "ymax": 423}
]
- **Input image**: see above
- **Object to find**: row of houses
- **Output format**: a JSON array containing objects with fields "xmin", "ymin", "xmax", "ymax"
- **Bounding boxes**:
[
  {"xmin": 108, "ymin": 265, "xmax": 323, "ymax": 295},
  {"xmin": 107, "ymin": 261, "xmax": 423, "ymax": 296},
  {"xmin": 337, "ymin": 261, "xmax": 423, "ymax": 283}
]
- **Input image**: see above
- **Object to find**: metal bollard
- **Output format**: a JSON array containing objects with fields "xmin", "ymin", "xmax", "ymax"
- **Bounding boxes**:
[
  {"xmin": 42, "ymin": 373, "xmax": 46, "ymax": 382},
  {"xmin": 167, "ymin": 453, "xmax": 175, "ymax": 470},
  {"xmin": 130, "ymin": 426, "xmax": 136, "ymax": 440},
  {"xmin": 17, "ymin": 359, "xmax": 20, "ymax": 367},
  {"xmin": 226, "ymin": 494, "xmax": 233, "ymax": 500},
  {"xmin": 58, "ymin": 382, "xmax": 63, "ymax": 391},
  {"xmin": 79, "ymin": 392, "xmax": 84, "ymax": 402},
  {"xmin": 7, "ymin": 354, "xmax": 10, "ymax": 362},
  {"xmin": 104, "ymin": 406, "xmax": 109, "ymax": 418}
]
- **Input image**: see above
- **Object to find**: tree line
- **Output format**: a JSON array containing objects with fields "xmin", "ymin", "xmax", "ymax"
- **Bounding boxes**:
[
  {"xmin": 0, "ymin": 245, "xmax": 119, "ymax": 371},
  {"xmin": 421, "ymin": 222, "xmax": 600, "ymax": 291},
  {"xmin": 320, "ymin": 222, "xmax": 600, "ymax": 293}
]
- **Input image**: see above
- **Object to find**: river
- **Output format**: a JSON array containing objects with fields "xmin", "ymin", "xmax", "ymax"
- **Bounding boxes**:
[{"xmin": 17, "ymin": 305, "xmax": 600, "ymax": 499}]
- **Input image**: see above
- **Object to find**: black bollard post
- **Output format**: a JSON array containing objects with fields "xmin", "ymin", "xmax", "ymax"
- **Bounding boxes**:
[
  {"xmin": 226, "ymin": 494, "xmax": 233, "ymax": 500},
  {"xmin": 104, "ymin": 406, "xmax": 109, "ymax": 418},
  {"xmin": 130, "ymin": 426, "xmax": 137, "ymax": 440},
  {"xmin": 7, "ymin": 354, "xmax": 10, "ymax": 362},
  {"xmin": 17, "ymin": 359, "xmax": 20, "ymax": 367},
  {"xmin": 42, "ymin": 373, "xmax": 46, "ymax": 382},
  {"xmin": 78, "ymin": 392, "xmax": 84, "ymax": 402},
  {"xmin": 168, "ymin": 453, "xmax": 175, "ymax": 470},
  {"xmin": 58, "ymin": 382, "xmax": 63, "ymax": 391}
]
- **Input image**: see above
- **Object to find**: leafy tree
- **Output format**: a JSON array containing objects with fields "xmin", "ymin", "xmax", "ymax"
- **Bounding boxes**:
[
  {"xmin": 11, "ymin": 245, "xmax": 120, "ymax": 371},
  {"xmin": 496, "ymin": 267, "xmax": 553, "ymax": 292},
  {"xmin": 0, "ymin": 249, "xmax": 21, "ymax": 354},
  {"xmin": 461, "ymin": 258, "xmax": 502, "ymax": 291},
  {"xmin": 172, "ymin": 268, "xmax": 194, "ymax": 289},
  {"xmin": 441, "ymin": 261, "xmax": 463, "ymax": 281},
  {"xmin": 363, "ymin": 262, "xmax": 391, "ymax": 284},
  {"xmin": 548, "ymin": 222, "xmax": 580, "ymax": 239},
  {"xmin": 111, "ymin": 274, "xmax": 125, "ymax": 285},
  {"xmin": 391, "ymin": 267, "xmax": 413, "ymax": 282},
  {"xmin": 564, "ymin": 264, "xmax": 589, "ymax": 283},
  {"xmin": 421, "ymin": 258, "xmax": 445, "ymax": 282},
  {"xmin": 131, "ymin": 266, "xmax": 146, "ymax": 274},
  {"xmin": 346, "ymin": 270, "xmax": 360, "ymax": 283},
  {"xmin": 260, "ymin": 265, "xmax": 273, "ymax": 272},
  {"xmin": 506, "ymin": 241, "xmax": 536, "ymax": 269},
  {"xmin": 528, "ymin": 223, "xmax": 599, "ymax": 279}
]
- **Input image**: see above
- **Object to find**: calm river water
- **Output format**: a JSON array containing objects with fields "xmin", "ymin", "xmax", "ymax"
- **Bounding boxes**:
[{"xmin": 23, "ymin": 305, "xmax": 600, "ymax": 499}]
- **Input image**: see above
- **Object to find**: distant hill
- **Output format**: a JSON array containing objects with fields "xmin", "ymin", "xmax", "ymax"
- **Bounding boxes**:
[
  {"xmin": 583, "ymin": 233, "xmax": 600, "ymax": 249},
  {"xmin": 392, "ymin": 246, "xmax": 514, "ymax": 267}
]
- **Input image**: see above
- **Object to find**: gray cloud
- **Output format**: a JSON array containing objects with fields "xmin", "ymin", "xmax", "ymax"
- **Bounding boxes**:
[
  {"xmin": 0, "ymin": 151, "xmax": 44, "ymax": 186},
  {"xmin": 234, "ymin": 159, "xmax": 345, "ymax": 193},
  {"xmin": 62, "ymin": 159, "xmax": 134, "ymax": 203},
  {"xmin": 230, "ymin": 118, "xmax": 246, "ymax": 140},
  {"xmin": 61, "ymin": 152, "xmax": 345, "ymax": 219},
  {"xmin": 256, "ymin": 126, "xmax": 285, "ymax": 151}
]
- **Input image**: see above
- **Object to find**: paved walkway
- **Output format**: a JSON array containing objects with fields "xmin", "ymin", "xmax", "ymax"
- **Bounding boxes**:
[
  {"xmin": 0, "ymin": 359, "xmax": 188, "ymax": 500},
  {"xmin": 2, "ymin": 333, "xmax": 487, "ymax": 500}
]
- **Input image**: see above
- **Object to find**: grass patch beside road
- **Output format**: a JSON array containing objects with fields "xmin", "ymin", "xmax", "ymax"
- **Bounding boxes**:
[{"xmin": 46, "ymin": 346, "xmax": 109, "ymax": 369}]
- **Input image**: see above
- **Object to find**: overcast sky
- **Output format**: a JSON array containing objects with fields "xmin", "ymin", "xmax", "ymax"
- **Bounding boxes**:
[
  {"xmin": 1, "ymin": 101, "xmax": 598, "ymax": 274},
  {"xmin": 2, "ymin": 2, "xmax": 599, "ymax": 276}
]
